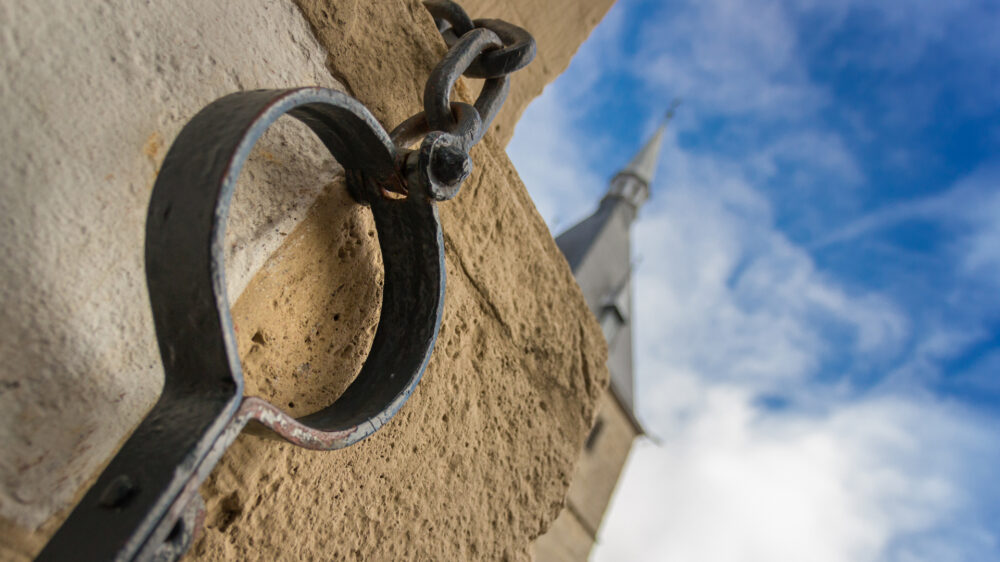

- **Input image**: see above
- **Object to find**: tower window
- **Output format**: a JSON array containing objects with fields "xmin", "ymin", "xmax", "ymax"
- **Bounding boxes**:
[{"xmin": 585, "ymin": 417, "xmax": 605, "ymax": 451}]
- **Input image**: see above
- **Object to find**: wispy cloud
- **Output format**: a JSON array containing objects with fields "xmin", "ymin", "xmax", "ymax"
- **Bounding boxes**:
[
  {"xmin": 506, "ymin": 87, "xmax": 605, "ymax": 230},
  {"xmin": 747, "ymin": 130, "xmax": 865, "ymax": 187},
  {"xmin": 812, "ymin": 165, "xmax": 1000, "ymax": 285},
  {"xmin": 633, "ymin": 138, "xmax": 907, "ymax": 390},
  {"xmin": 594, "ymin": 389, "xmax": 1000, "ymax": 562},
  {"xmin": 630, "ymin": 0, "xmax": 826, "ymax": 120},
  {"xmin": 960, "ymin": 179, "xmax": 1000, "ymax": 282}
]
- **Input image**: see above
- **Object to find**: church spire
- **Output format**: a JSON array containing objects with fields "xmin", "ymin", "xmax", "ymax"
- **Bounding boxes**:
[
  {"xmin": 554, "ymin": 105, "xmax": 679, "ymax": 420},
  {"xmin": 604, "ymin": 100, "xmax": 679, "ymax": 214}
]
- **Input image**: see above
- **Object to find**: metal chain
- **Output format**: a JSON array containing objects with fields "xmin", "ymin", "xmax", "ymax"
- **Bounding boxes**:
[{"xmin": 387, "ymin": 0, "xmax": 536, "ymax": 201}]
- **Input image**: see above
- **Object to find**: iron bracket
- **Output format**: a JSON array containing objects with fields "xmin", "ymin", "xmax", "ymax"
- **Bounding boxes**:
[{"xmin": 38, "ymin": 88, "xmax": 446, "ymax": 561}]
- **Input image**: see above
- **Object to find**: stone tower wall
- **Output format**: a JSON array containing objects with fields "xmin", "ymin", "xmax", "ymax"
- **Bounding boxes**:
[{"xmin": 532, "ymin": 392, "xmax": 640, "ymax": 560}]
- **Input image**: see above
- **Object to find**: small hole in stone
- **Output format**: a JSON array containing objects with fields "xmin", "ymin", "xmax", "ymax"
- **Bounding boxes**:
[
  {"xmin": 333, "ymin": 313, "xmax": 341, "ymax": 321},
  {"xmin": 214, "ymin": 491, "xmax": 243, "ymax": 532},
  {"xmin": 251, "ymin": 331, "xmax": 266, "ymax": 345},
  {"xmin": 288, "ymin": 402, "xmax": 295, "ymax": 408}
]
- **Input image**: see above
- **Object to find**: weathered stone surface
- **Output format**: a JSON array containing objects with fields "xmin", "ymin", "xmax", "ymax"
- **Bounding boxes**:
[
  {"xmin": 0, "ymin": 0, "xmax": 616, "ymax": 559},
  {"xmin": 191, "ymin": 156, "xmax": 607, "ymax": 560},
  {"xmin": 191, "ymin": 0, "xmax": 617, "ymax": 557},
  {"xmin": 0, "ymin": 0, "xmax": 343, "ymax": 546}
]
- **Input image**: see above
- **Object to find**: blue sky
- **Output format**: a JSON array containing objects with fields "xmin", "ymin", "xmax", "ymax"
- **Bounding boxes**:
[{"xmin": 506, "ymin": 0, "xmax": 1000, "ymax": 559}]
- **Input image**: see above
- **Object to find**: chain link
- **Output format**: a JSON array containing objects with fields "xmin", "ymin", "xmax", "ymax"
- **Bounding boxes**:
[
  {"xmin": 460, "ymin": 19, "xmax": 537, "ymax": 79},
  {"xmin": 423, "ymin": 27, "xmax": 503, "ymax": 136},
  {"xmin": 387, "ymin": 0, "xmax": 535, "ymax": 201}
]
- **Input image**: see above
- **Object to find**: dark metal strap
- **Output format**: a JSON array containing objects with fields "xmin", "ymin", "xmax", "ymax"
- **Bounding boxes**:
[{"xmin": 38, "ymin": 88, "xmax": 446, "ymax": 562}]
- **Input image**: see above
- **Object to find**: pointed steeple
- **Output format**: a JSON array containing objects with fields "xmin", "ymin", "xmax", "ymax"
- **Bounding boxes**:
[
  {"xmin": 619, "ymin": 121, "xmax": 666, "ymax": 186},
  {"xmin": 553, "ymin": 104, "xmax": 678, "ymax": 428},
  {"xmin": 538, "ymin": 108, "xmax": 683, "ymax": 560},
  {"xmin": 604, "ymin": 100, "xmax": 679, "ymax": 214}
]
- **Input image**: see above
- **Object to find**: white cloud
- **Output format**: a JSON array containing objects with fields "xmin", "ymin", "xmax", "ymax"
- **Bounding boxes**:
[
  {"xmin": 593, "ymin": 389, "xmax": 1000, "ymax": 562},
  {"xmin": 961, "ymin": 186, "xmax": 1000, "ymax": 282},
  {"xmin": 600, "ymin": 127, "xmax": 995, "ymax": 562},
  {"xmin": 630, "ymin": 0, "xmax": 826, "ymax": 119},
  {"xmin": 506, "ymin": 86, "xmax": 606, "ymax": 229},
  {"xmin": 632, "ymin": 138, "xmax": 907, "ymax": 394},
  {"xmin": 505, "ymin": 0, "xmax": 634, "ymax": 231},
  {"xmin": 748, "ymin": 130, "xmax": 865, "ymax": 187},
  {"xmin": 794, "ymin": 0, "xmax": 1000, "ymax": 78}
]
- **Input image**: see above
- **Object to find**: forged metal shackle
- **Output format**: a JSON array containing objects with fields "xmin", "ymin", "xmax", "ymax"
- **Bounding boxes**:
[
  {"xmin": 38, "ymin": 87, "xmax": 447, "ymax": 561},
  {"xmin": 414, "ymin": 0, "xmax": 537, "ymax": 160},
  {"xmin": 391, "ymin": 101, "xmax": 480, "ymax": 201},
  {"xmin": 394, "ymin": 26, "xmax": 513, "ymax": 201},
  {"xmin": 388, "ymin": 25, "xmax": 508, "ymax": 182}
]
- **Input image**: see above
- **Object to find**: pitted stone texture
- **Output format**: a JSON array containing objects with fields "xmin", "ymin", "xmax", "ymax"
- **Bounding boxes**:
[
  {"xmin": 174, "ymin": 1, "xmax": 614, "ymax": 558},
  {"xmin": 190, "ymin": 148, "xmax": 607, "ymax": 562}
]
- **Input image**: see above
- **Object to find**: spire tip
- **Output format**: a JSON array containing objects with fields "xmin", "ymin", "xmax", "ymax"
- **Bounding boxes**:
[{"xmin": 664, "ymin": 98, "xmax": 682, "ymax": 124}]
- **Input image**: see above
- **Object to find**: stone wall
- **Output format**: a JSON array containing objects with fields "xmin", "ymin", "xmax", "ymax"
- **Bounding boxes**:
[
  {"xmin": 532, "ymin": 393, "xmax": 640, "ymax": 560},
  {"xmin": 0, "ymin": 0, "xmax": 615, "ymax": 559},
  {"xmin": 565, "ymin": 394, "xmax": 639, "ymax": 534}
]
